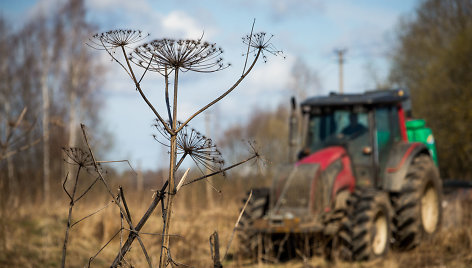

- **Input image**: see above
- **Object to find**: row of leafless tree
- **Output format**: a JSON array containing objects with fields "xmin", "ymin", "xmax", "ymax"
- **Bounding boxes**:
[{"xmin": 0, "ymin": 0, "xmax": 103, "ymax": 208}]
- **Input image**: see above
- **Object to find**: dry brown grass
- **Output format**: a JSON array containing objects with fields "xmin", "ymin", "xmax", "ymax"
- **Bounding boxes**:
[{"xmin": 1, "ymin": 185, "xmax": 471, "ymax": 268}]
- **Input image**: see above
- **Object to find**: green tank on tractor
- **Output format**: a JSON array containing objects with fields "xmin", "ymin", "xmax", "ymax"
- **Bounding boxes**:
[
  {"xmin": 406, "ymin": 119, "xmax": 438, "ymax": 165},
  {"xmin": 237, "ymin": 89, "xmax": 442, "ymax": 262}
]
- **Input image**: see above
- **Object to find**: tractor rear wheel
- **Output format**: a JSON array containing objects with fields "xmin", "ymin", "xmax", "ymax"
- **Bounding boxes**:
[
  {"xmin": 393, "ymin": 154, "xmax": 442, "ymax": 250},
  {"xmin": 337, "ymin": 189, "xmax": 393, "ymax": 261},
  {"xmin": 237, "ymin": 188, "xmax": 270, "ymax": 259}
]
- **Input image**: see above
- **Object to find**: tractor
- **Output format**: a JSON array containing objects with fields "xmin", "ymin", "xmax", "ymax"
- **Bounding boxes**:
[{"xmin": 237, "ymin": 89, "xmax": 442, "ymax": 262}]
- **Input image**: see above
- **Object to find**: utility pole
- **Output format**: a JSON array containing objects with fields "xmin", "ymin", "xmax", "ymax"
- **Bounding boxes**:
[{"xmin": 335, "ymin": 49, "xmax": 347, "ymax": 94}]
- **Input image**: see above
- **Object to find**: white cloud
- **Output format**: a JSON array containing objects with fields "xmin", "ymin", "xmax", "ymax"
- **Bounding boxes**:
[
  {"xmin": 269, "ymin": 0, "xmax": 325, "ymax": 19},
  {"xmin": 162, "ymin": 11, "xmax": 209, "ymax": 39},
  {"xmin": 246, "ymin": 55, "xmax": 295, "ymax": 95},
  {"xmin": 325, "ymin": 2, "xmax": 397, "ymax": 30},
  {"xmin": 236, "ymin": 0, "xmax": 324, "ymax": 21},
  {"xmin": 86, "ymin": 0, "xmax": 151, "ymax": 14},
  {"xmin": 86, "ymin": 0, "xmax": 217, "ymax": 41}
]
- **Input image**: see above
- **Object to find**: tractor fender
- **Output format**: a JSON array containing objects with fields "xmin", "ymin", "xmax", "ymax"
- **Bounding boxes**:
[{"xmin": 382, "ymin": 142, "xmax": 430, "ymax": 192}]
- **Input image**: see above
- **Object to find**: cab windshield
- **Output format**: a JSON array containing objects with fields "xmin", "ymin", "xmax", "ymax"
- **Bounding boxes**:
[{"xmin": 306, "ymin": 109, "xmax": 369, "ymax": 153}]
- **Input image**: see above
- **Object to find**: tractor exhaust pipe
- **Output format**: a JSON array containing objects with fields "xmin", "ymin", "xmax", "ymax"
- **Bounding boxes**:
[{"xmin": 288, "ymin": 96, "xmax": 299, "ymax": 162}]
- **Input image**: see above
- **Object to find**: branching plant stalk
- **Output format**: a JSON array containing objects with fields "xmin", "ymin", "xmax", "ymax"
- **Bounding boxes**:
[
  {"xmin": 159, "ymin": 67, "xmax": 179, "ymax": 267},
  {"xmin": 61, "ymin": 166, "xmax": 82, "ymax": 268}
]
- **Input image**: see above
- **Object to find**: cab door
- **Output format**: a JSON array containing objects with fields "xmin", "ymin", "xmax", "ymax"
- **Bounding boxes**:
[
  {"xmin": 374, "ymin": 106, "xmax": 402, "ymax": 182},
  {"xmin": 343, "ymin": 108, "xmax": 374, "ymax": 187}
]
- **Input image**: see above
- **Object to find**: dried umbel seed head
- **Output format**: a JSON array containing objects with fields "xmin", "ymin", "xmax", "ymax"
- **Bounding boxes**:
[
  {"xmin": 128, "ymin": 42, "xmax": 168, "ymax": 74},
  {"xmin": 88, "ymin": 29, "xmax": 149, "ymax": 50},
  {"xmin": 63, "ymin": 147, "xmax": 94, "ymax": 168},
  {"xmin": 242, "ymin": 32, "xmax": 283, "ymax": 62},
  {"xmin": 153, "ymin": 121, "xmax": 224, "ymax": 173},
  {"xmin": 131, "ymin": 38, "xmax": 230, "ymax": 73},
  {"xmin": 178, "ymin": 125, "xmax": 225, "ymax": 173}
]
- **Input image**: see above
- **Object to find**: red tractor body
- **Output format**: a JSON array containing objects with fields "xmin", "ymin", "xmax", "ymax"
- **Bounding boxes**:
[{"xmin": 238, "ymin": 89, "xmax": 443, "ymax": 261}]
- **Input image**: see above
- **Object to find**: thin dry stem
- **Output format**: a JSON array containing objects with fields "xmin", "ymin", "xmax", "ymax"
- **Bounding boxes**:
[
  {"xmin": 183, "ymin": 154, "xmax": 258, "ymax": 187},
  {"xmin": 242, "ymin": 19, "xmax": 256, "ymax": 75},
  {"xmin": 119, "ymin": 187, "xmax": 133, "ymax": 222},
  {"xmin": 70, "ymin": 200, "xmax": 114, "ymax": 228},
  {"xmin": 74, "ymin": 176, "xmax": 100, "ymax": 203},
  {"xmin": 80, "ymin": 124, "xmax": 134, "ymax": 227},
  {"xmin": 223, "ymin": 190, "xmax": 253, "ymax": 260},
  {"xmin": 121, "ymin": 47, "xmax": 174, "ymax": 135},
  {"xmin": 61, "ymin": 166, "xmax": 82, "ymax": 268},
  {"xmin": 88, "ymin": 228, "xmax": 123, "ymax": 267},
  {"xmin": 97, "ymin": 160, "xmax": 138, "ymax": 175},
  {"xmin": 111, "ymin": 181, "xmax": 168, "ymax": 266},
  {"xmin": 80, "ymin": 124, "xmax": 151, "ymax": 267}
]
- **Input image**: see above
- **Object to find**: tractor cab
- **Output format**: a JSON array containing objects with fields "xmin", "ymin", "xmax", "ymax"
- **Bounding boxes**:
[{"xmin": 299, "ymin": 89, "xmax": 408, "ymax": 188}]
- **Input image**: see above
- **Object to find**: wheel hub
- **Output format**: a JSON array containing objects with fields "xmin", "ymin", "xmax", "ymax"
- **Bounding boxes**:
[
  {"xmin": 421, "ymin": 184, "xmax": 439, "ymax": 233},
  {"xmin": 372, "ymin": 211, "xmax": 388, "ymax": 255}
]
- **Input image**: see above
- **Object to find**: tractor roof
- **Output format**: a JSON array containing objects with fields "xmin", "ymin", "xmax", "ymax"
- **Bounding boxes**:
[{"xmin": 301, "ymin": 89, "xmax": 408, "ymax": 108}]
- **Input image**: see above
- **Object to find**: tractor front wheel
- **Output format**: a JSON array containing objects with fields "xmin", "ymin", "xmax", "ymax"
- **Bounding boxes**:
[{"xmin": 337, "ymin": 189, "xmax": 393, "ymax": 261}]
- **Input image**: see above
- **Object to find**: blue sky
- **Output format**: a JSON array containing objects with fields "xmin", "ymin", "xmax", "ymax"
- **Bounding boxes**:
[{"xmin": 1, "ymin": 0, "xmax": 419, "ymax": 171}]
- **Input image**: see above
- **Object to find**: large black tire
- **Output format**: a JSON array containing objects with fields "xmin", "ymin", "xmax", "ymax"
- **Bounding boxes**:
[
  {"xmin": 337, "ymin": 188, "xmax": 393, "ymax": 261},
  {"xmin": 393, "ymin": 154, "xmax": 442, "ymax": 250},
  {"xmin": 237, "ymin": 188, "xmax": 270, "ymax": 259}
]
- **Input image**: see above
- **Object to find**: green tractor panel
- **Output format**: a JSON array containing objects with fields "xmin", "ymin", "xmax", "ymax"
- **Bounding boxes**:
[{"xmin": 237, "ymin": 89, "xmax": 442, "ymax": 262}]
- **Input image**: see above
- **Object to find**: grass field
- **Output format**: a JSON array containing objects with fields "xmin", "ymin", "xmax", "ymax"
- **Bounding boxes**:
[{"xmin": 1, "ymin": 183, "xmax": 471, "ymax": 268}]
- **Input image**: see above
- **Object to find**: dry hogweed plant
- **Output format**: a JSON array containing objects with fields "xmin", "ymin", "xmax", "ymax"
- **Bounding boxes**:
[
  {"xmin": 80, "ymin": 21, "xmax": 282, "ymax": 267},
  {"xmin": 61, "ymin": 147, "xmax": 96, "ymax": 268}
]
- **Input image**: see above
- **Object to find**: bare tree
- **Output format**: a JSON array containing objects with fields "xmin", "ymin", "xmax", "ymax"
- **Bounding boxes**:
[
  {"xmin": 37, "ymin": 17, "xmax": 52, "ymax": 203},
  {"xmin": 52, "ymin": 0, "xmax": 103, "ymax": 185},
  {"xmin": 0, "ymin": 19, "xmax": 42, "ymax": 206}
]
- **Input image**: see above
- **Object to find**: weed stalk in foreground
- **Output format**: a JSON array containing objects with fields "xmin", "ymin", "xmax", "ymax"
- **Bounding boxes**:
[{"xmin": 84, "ymin": 22, "xmax": 282, "ymax": 267}]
